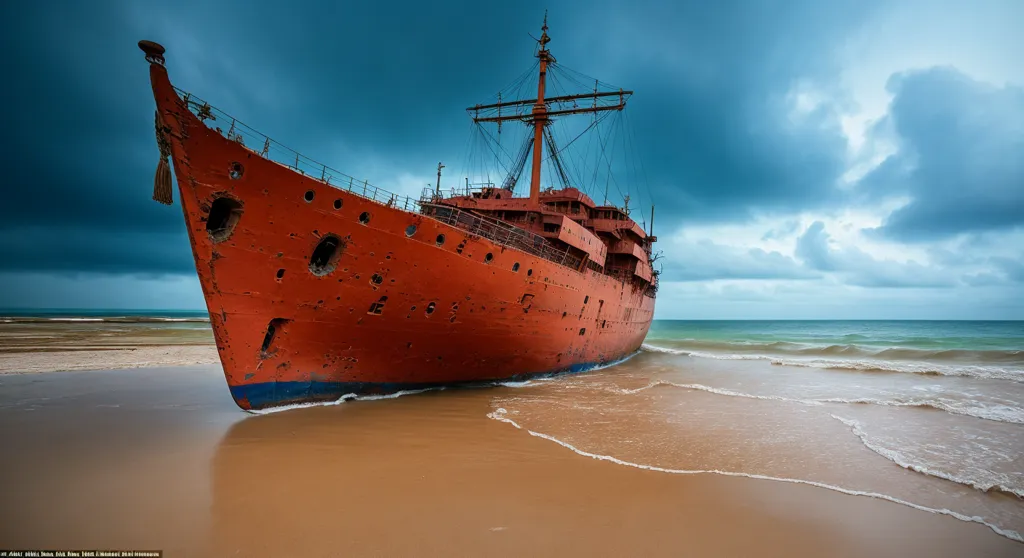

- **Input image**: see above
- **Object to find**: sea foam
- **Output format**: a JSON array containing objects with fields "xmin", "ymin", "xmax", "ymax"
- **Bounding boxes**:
[{"xmin": 486, "ymin": 408, "xmax": 1024, "ymax": 543}]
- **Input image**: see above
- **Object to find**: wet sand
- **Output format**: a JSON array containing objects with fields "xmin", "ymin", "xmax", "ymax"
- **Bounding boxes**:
[
  {"xmin": 0, "ymin": 365, "xmax": 1019, "ymax": 557},
  {"xmin": 0, "ymin": 318, "xmax": 217, "ymax": 374}
]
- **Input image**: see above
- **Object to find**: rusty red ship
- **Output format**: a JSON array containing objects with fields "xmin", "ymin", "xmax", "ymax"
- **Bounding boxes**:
[{"xmin": 138, "ymin": 18, "xmax": 659, "ymax": 411}]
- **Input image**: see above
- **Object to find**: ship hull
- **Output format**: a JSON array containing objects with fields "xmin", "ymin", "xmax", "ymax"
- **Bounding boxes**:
[{"xmin": 148, "ymin": 65, "xmax": 655, "ymax": 410}]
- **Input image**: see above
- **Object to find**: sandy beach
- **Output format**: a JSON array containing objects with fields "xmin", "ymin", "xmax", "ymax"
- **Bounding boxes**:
[
  {"xmin": 1, "ymin": 317, "xmax": 1022, "ymax": 556},
  {"xmin": 0, "ymin": 316, "xmax": 218, "ymax": 374},
  {"xmin": 0, "ymin": 362, "xmax": 1020, "ymax": 557}
]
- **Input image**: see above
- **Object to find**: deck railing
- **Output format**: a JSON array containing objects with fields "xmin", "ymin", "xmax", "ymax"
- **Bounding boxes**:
[
  {"xmin": 421, "ymin": 203, "xmax": 583, "ymax": 270},
  {"xmin": 174, "ymin": 87, "xmax": 422, "ymax": 212},
  {"xmin": 172, "ymin": 87, "xmax": 584, "ymax": 271}
]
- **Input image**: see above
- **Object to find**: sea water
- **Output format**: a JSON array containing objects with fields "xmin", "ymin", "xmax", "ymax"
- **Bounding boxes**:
[{"xmin": 489, "ymin": 320, "xmax": 1024, "ymax": 542}]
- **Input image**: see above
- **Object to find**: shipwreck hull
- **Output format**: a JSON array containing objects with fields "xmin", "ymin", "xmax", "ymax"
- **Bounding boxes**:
[{"xmin": 145, "ymin": 49, "xmax": 655, "ymax": 411}]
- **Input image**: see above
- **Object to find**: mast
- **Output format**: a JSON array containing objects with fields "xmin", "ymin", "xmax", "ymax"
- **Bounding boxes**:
[
  {"xmin": 466, "ymin": 15, "xmax": 631, "ymax": 205},
  {"xmin": 528, "ymin": 13, "xmax": 552, "ymax": 206},
  {"xmin": 435, "ymin": 162, "xmax": 445, "ymax": 196}
]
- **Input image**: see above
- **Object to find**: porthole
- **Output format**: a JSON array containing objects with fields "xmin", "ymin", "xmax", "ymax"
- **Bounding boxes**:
[
  {"xmin": 426, "ymin": 302, "xmax": 436, "ymax": 315},
  {"xmin": 229, "ymin": 162, "xmax": 244, "ymax": 180},
  {"xmin": 304, "ymin": 190, "xmax": 315, "ymax": 202},
  {"xmin": 436, "ymin": 234, "xmax": 446, "ymax": 246},
  {"xmin": 333, "ymin": 199, "xmax": 343, "ymax": 210},
  {"xmin": 527, "ymin": 269, "xmax": 533, "ymax": 277},
  {"xmin": 484, "ymin": 253, "xmax": 493, "ymax": 263},
  {"xmin": 512, "ymin": 262, "xmax": 520, "ymax": 272},
  {"xmin": 359, "ymin": 212, "xmax": 370, "ymax": 224},
  {"xmin": 406, "ymin": 224, "xmax": 417, "ymax": 237},
  {"xmin": 276, "ymin": 269, "xmax": 285, "ymax": 279}
]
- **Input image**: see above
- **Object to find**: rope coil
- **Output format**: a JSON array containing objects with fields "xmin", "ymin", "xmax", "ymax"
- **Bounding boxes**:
[{"xmin": 153, "ymin": 111, "xmax": 173, "ymax": 205}]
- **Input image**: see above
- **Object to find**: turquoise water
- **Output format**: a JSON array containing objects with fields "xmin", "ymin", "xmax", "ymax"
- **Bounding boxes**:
[
  {"xmin": 648, "ymin": 320, "xmax": 1024, "ymax": 351},
  {"xmin": 644, "ymin": 321, "xmax": 1024, "ymax": 378},
  {"xmin": 0, "ymin": 309, "xmax": 210, "ymax": 320}
]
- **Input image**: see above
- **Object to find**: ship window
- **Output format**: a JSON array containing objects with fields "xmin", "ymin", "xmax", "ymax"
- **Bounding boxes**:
[
  {"xmin": 206, "ymin": 197, "xmax": 243, "ymax": 243},
  {"xmin": 426, "ymin": 302, "xmax": 436, "ymax": 315},
  {"xmin": 229, "ymin": 162, "xmax": 244, "ymax": 180},
  {"xmin": 527, "ymin": 269, "xmax": 533, "ymax": 277},
  {"xmin": 368, "ymin": 296, "xmax": 387, "ymax": 315},
  {"xmin": 406, "ymin": 224, "xmax": 417, "ymax": 237},
  {"xmin": 309, "ymin": 234, "xmax": 343, "ymax": 276},
  {"xmin": 512, "ymin": 262, "xmax": 520, "ymax": 272},
  {"xmin": 304, "ymin": 190, "xmax": 315, "ymax": 202},
  {"xmin": 436, "ymin": 234, "xmax": 446, "ymax": 246},
  {"xmin": 579, "ymin": 328, "xmax": 586, "ymax": 336},
  {"xmin": 484, "ymin": 253, "xmax": 493, "ymax": 263},
  {"xmin": 333, "ymin": 199, "xmax": 343, "ymax": 210},
  {"xmin": 359, "ymin": 212, "xmax": 371, "ymax": 224},
  {"xmin": 371, "ymin": 273, "xmax": 383, "ymax": 285},
  {"xmin": 276, "ymin": 269, "xmax": 285, "ymax": 279}
]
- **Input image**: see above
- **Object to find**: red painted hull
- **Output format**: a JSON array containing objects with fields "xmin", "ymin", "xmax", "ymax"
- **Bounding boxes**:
[{"xmin": 147, "ymin": 64, "xmax": 655, "ymax": 411}]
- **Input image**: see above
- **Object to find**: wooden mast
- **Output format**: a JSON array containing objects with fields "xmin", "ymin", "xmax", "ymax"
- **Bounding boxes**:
[{"xmin": 528, "ymin": 13, "xmax": 552, "ymax": 206}]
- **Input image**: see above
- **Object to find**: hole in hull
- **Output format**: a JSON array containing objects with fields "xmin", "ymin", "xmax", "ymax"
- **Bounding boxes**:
[
  {"xmin": 206, "ymin": 197, "xmax": 243, "ymax": 243},
  {"xmin": 304, "ymin": 190, "xmax": 315, "ymax": 202},
  {"xmin": 436, "ymin": 234, "xmax": 446, "ymax": 246},
  {"xmin": 309, "ymin": 235, "xmax": 343, "ymax": 276},
  {"xmin": 260, "ymin": 318, "xmax": 289, "ymax": 357},
  {"xmin": 359, "ymin": 212, "xmax": 371, "ymax": 224}
]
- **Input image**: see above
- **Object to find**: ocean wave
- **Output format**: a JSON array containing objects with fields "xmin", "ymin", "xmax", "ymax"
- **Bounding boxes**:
[
  {"xmin": 641, "ymin": 344, "xmax": 1024, "ymax": 382},
  {"xmin": 607, "ymin": 380, "xmax": 1024, "ymax": 424},
  {"xmin": 640, "ymin": 340, "xmax": 1024, "ymax": 364},
  {"xmin": 831, "ymin": 414, "xmax": 1024, "ymax": 500},
  {"xmin": 0, "ymin": 316, "xmax": 211, "ymax": 324},
  {"xmin": 486, "ymin": 408, "xmax": 1023, "ymax": 543}
]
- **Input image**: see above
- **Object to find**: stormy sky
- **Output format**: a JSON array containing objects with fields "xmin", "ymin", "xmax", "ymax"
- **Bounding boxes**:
[{"xmin": 1, "ymin": 0, "xmax": 1021, "ymax": 319}]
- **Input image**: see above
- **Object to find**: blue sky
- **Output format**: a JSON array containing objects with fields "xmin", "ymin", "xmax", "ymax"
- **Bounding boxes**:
[{"xmin": 1, "ymin": 0, "xmax": 1022, "ymax": 319}]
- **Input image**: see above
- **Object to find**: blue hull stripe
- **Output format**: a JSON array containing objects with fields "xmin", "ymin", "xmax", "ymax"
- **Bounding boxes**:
[{"xmin": 229, "ymin": 354, "xmax": 637, "ymax": 410}]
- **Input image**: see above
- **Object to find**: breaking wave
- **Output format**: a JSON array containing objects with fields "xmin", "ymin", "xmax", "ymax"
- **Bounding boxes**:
[
  {"xmin": 641, "ymin": 344, "xmax": 1024, "ymax": 382},
  {"xmin": 486, "ymin": 408, "xmax": 1023, "ymax": 543},
  {"xmin": 606, "ymin": 379, "xmax": 1024, "ymax": 425},
  {"xmin": 831, "ymin": 414, "xmax": 1024, "ymax": 500}
]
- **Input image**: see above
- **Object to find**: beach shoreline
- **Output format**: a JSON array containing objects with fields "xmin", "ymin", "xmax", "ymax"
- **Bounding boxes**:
[
  {"xmin": 0, "ymin": 364, "xmax": 1020, "ymax": 557},
  {"xmin": 0, "ymin": 345, "xmax": 220, "ymax": 374}
]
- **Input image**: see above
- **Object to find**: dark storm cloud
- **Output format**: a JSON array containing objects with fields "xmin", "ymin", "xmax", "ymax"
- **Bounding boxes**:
[
  {"xmin": 0, "ymin": 0, "xmax": 879, "ymax": 275},
  {"xmin": 861, "ymin": 67, "xmax": 1024, "ymax": 241},
  {"xmin": 582, "ymin": 0, "xmax": 878, "ymax": 223}
]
